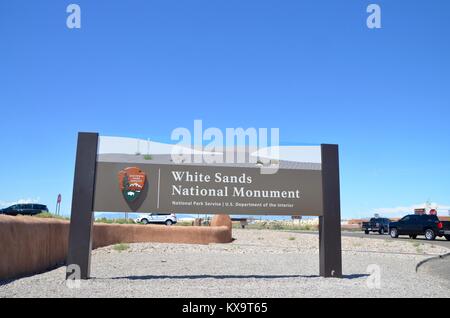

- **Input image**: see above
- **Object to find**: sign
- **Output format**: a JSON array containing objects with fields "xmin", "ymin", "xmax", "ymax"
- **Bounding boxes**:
[
  {"xmin": 93, "ymin": 136, "xmax": 323, "ymax": 215},
  {"xmin": 118, "ymin": 167, "xmax": 147, "ymax": 202},
  {"xmin": 414, "ymin": 208, "xmax": 426, "ymax": 215},
  {"xmin": 66, "ymin": 133, "xmax": 342, "ymax": 280},
  {"xmin": 55, "ymin": 194, "xmax": 62, "ymax": 215},
  {"xmin": 94, "ymin": 163, "xmax": 323, "ymax": 216}
]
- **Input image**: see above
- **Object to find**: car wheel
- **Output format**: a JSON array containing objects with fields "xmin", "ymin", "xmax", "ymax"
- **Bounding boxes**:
[
  {"xmin": 141, "ymin": 219, "xmax": 149, "ymax": 225},
  {"xmin": 165, "ymin": 220, "xmax": 173, "ymax": 226},
  {"xmin": 390, "ymin": 228, "xmax": 398, "ymax": 238},
  {"xmin": 425, "ymin": 229, "xmax": 436, "ymax": 241},
  {"xmin": 364, "ymin": 230, "xmax": 369, "ymax": 235},
  {"xmin": 409, "ymin": 235, "xmax": 417, "ymax": 239},
  {"xmin": 445, "ymin": 235, "xmax": 450, "ymax": 241}
]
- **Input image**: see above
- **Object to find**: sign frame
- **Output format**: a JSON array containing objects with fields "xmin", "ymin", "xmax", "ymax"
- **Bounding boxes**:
[{"xmin": 66, "ymin": 132, "xmax": 342, "ymax": 279}]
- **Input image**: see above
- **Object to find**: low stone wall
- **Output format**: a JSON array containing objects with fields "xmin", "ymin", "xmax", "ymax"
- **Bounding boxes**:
[
  {"xmin": 0, "ymin": 216, "xmax": 69, "ymax": 282},
  {"xmin": 0, "ymin": 215, "xmax": 232, "ymax": 280},
  {"xmin": 92, "ymin": 221, "xmax": 232, "ymax": 248}
]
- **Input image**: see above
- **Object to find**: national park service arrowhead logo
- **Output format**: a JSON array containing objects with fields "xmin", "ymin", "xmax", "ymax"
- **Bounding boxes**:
[{"xmin": 118, "ymin": 167, "xmax": 146, "ymax": 202}]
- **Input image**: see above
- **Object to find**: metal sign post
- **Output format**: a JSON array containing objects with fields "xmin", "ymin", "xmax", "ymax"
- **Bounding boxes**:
[
  {"xmin": 66, "ymin": 133, "xmax": 98, "ymax": 279},
  {"xmin": 319, "ymin": 144, "xmax": 342, "ymax": 278}
]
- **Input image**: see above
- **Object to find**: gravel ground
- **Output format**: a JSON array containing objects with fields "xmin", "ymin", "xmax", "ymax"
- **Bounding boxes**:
[{"xmin": 1, "ymin": 229, "xmax": 449, "ymax": 298}]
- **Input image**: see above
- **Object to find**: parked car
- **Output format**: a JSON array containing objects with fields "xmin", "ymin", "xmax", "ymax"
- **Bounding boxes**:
[
  {"xmin": 0, "ymin": 204, "xmax": 49, "ymax": 216},
  {"xmin": 135, "ymin": 213, "xmax": 177, "ymax": 226},
  {"xmin": 389, "ymin": 214, "xmax": 450, "ymax": 241},
  {"xmin": 362, "ymin": 217, "xmax": 390, "ymax": 234}
]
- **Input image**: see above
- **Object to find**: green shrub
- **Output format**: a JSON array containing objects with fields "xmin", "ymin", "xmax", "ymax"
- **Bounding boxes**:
[
  {"xmin": 35, "ymin": 212, "xmax": 69, "ymax": 220},
  {"xmin": 113, "ymin": 243, "xmax": 129, "ymax": 252},
  {"xmin": 95, "ymin": 218, "xmax": 136, "ymax": 224},
  {"xmin": 270, "ymin": 223, "xmax": 284, "ymax": 230}
]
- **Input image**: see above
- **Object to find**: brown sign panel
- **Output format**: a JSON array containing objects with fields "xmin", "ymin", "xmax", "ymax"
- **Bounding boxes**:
[{"xmin": 93, "ymin": 162, "xmax": 323, "ymax": 216}]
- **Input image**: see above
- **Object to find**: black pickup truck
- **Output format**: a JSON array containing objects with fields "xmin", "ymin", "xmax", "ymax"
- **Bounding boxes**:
[
  {"xmin": 362, "ymin": 217, "xmax": 390, "ymax": 235},
  {"xmin": 388, "ymin": 214, "xmax": 450, "ymax": 241}
]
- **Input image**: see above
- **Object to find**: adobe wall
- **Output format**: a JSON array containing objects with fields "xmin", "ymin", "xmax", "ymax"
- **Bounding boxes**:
[
  {"xmin": 0, "ymin": 216, "xmax": 69, "ymax": 282},
  {"xmin": 0, "ymin": 215, "xmax": 232, "ymax": 280}
]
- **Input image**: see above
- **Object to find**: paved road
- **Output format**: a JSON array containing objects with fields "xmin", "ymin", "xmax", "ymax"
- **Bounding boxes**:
[
  {"xmin": 417, "ymin": 253, "xmax": 450, "ymax": 286},
  {"xmin": 288, "ymin": 230, "xmax": 450, "ymax": 248}
]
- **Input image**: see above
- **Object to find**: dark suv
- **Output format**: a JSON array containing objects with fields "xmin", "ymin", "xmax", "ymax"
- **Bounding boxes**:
[
  {"xmin": 362, "ymin": 217, "xmax": 390, "ymax": 235},
  {"xmin": 0, "ymin": 204, "xmax": 49, "ymax": 216},
  {"xmin": 388, "ymin": 214, "xmax": 450, "ymax": 241}
]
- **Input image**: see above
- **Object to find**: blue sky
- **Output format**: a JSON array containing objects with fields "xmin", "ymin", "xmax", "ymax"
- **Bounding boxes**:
[{"xmin": 0, "ymin": 0, "xmax": 449, "ymax": 219}]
